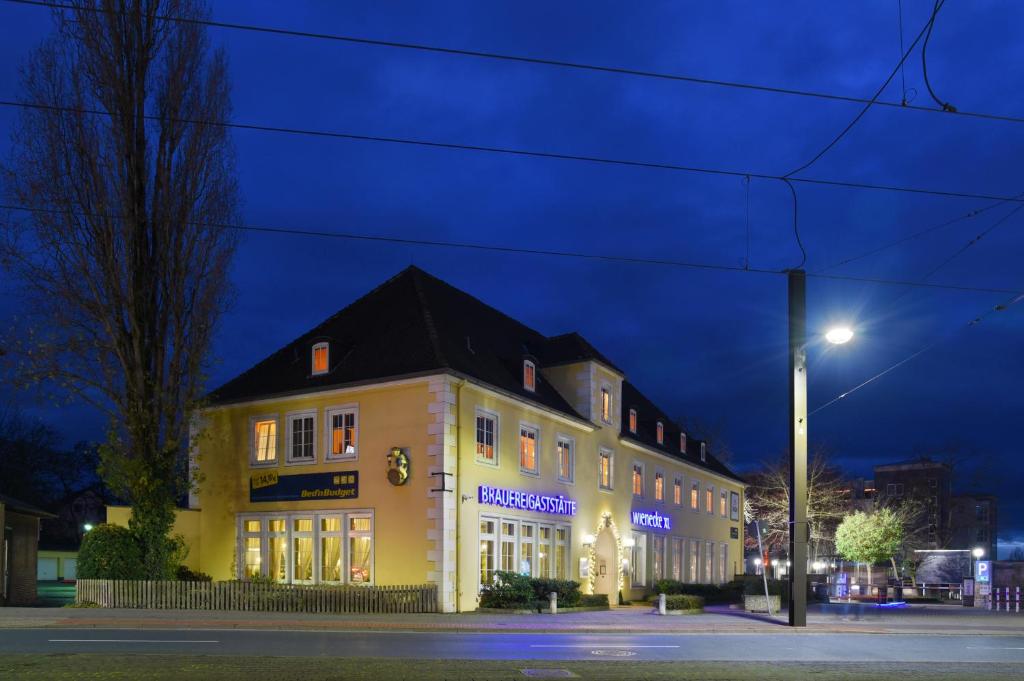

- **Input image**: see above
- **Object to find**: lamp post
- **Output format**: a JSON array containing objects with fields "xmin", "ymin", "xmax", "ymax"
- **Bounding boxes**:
[{"xmin": 788, "ymin": 268, "xmax": 854, "ymax": 627}]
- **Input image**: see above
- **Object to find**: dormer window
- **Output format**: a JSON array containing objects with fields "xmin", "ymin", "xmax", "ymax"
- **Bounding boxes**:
[
  {"xmin": 600, "ymin": 387, "xmax": 612, "ymax": 423},
  {"xmin": 312, "ymin": 342, "xmax": 329, "ymax": 375},
  {"xmin": 656, "ymin": 421, "xmax": 664, "ymax": 445},
  {"xmin": 700, "ymin": 442, "xmax": 706, "ymax": 462},
  {"xmin": 680, "ymin": 432, "xmax": 687, "ymax": 453},
  {"xmin": 628, "ymin": 409, "xmax": 637, "ymax": 434},
  {"xmin": 523, "ymin": 360, "xmax": 536, "ymax": 392}
]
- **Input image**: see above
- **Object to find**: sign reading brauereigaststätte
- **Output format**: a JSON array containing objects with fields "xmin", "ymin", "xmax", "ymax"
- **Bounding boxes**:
[
  {"xmin": 249, "ymin": 470, "xmax": 359, "ymax": 503},
  {"xmin": 477, "ymin": 484, "xmax": 577, "ymax": 516}
]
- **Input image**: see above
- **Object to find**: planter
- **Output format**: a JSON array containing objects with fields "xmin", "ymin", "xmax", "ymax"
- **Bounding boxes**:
[{"xmin": 743, "ymin": 594, "xmax": 780, "ymax": 613}]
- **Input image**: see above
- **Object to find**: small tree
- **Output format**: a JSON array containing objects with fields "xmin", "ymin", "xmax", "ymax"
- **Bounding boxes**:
[{"xmin": 835, "ymin": 509, "xmax": 904, "ymax": 586}]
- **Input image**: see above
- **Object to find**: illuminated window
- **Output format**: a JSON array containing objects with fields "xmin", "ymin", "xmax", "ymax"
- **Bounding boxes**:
[
  {"xmin": 673, "ymin": 477, "xmax": 682, "ymax": 505},
  {"xmin": 631, "ymin": 533, "xmax": 647, "ymax": 586},
  {"xmin": 690, "ymin": 480, "xmax": 700, "ymax": 510},
  {"xmin": 720, "ymin": 490, "xmax": 728, "ymax": 517},
  {"xmin": 632, "ymin": 463, "xmax": 644, "ymax": 497},
  {"xmin": 628, "ymin": 408, "xmax": 637, "ymax": 433},
  {"xmin": 475, "ymin": 409, "xmax": 497, "ymax": 464},
  {"xmin": 555, "ymin": 527, "xmax": 569, "ymax": 579},
  {"xmin": 480, "ymin": 519, "xmax": 496, "ymax": 587},
  {"xmin": 671, "ymin": 537, "xmax": 683, "ymax": 581},
  {"xmin": 652, "ymin": 535, "xmax": 665, "ymax": 581},
  {"xmin": 523, "ymin": 360, "xmax": 536, "ymax": 392},
  {"xmin": 656, "ymin": 421, "xmax": 664, "ymax": 445},
  {"xmin": 706, "ymin": 486, "xmax": 714, "ymax": 514},
  {"xmin": 349, "ymin": 515, "xmax": 373, "ymax": 584},
  {"xmin": 688, "ymin": 539, "xmax": 699, "ymax": 583},
  {"xmin": 519, "ymin": 424, "xmax": 539, "ymax": 474},
  {"xmin": 600, "ymin": 387, "xmax": 612, "ymax": 423},
  {"xmin": 556, "ymin": 436, "xmax": 574, "ymax": 483},
  {"xmin": 599, "ymin": 449, "xmax": 613, "ymax": 490},
  {"xmin": 286, "ymin": 411, "xmax": 316, "ymax": 464},
  {"xmin": 311, "ymin": 342, "xmax": 329, "ymax": 375},
  {"xmin": 654, "ymin": 472, "xmax": 664, "ymax": 502},
  {"xmin": 680, "ymin": 433, "xmax": 687, "ymax": 453},
  {"xmin": 326, "ymin": 406, "xmax": 358, "ymax": 460},
  {"xmin": 251, "ymin": 417, "xmax": 277, "ymax": 465}
]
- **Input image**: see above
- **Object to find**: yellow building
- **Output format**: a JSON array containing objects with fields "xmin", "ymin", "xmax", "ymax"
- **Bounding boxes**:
[{"xmin": 173, "ymin": 266, "xmax": 744, "ymax": 612}]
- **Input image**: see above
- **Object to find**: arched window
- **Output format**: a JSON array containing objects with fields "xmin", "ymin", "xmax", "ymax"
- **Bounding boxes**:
[
  {"xmin": 523, "ymin": 360, "xmax": 536, "ymax": 392},
  {"xmin": 312, "ymin": 342, "xmax": 329, "ymax": 375}
]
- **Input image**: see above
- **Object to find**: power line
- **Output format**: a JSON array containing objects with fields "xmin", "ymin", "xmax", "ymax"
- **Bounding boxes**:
[
  {"xmin": 4, "ymin": 0, "xmax": 1024, "ymax": 127},
  {"xmin": 809, "ymin": 290, "xmax": 1024, "ymax": 415},
  {"xmin": 783, "ymin": 0, "xmax": 944, "ymax": 178},
  {"xmin": 3, "ymin": 99, "xmax": 1024, "ymax": 206},
  {"xmin": 1, "ymin": 202, "xmax": 1020, "ymax": 296}
]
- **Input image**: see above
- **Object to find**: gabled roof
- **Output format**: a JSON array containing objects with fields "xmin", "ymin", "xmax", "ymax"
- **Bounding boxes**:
[
  {"xmin": 0, "ymin": 492, "xmax": 57, "ymax": 518},
  {"xmin": 210, "ymin": 266, "xmax": 583, "ymax": 420},
  {"xmin": 619, "ymin": 381, "xmax": 742, "ymax": 483}
]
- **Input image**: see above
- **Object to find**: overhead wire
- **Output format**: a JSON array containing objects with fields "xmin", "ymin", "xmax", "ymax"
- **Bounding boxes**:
[
  {"xmin": 3, "ymin": 0, "xmax": 1024, "ymax": 126},
  {"xmin": 921, "ymin": 0, "xmax": 956, "ymax": 112},
  {"xmin": 3, "ymin": 99, "xmax": 1024, "ymax": 206}
]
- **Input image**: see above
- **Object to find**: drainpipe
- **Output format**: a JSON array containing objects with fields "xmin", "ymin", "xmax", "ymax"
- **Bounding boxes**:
[{"xmin": 454, "ymin": 378, "xmax": 465, "ymax": 613}]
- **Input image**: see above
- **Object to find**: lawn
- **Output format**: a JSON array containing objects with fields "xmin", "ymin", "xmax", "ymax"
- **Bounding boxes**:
[{"xmin": 2, "ymin": 655, "xmax": 1023, "ymax": 681}]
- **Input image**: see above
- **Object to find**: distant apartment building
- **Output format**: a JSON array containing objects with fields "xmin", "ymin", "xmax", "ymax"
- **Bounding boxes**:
[
  {"xmin": 950, "ymin": 494, "xmax": 998, "ymax": 559},
  {"xmin": 873, "ymin": 459, "xmax": 953, "ymax": 549}
]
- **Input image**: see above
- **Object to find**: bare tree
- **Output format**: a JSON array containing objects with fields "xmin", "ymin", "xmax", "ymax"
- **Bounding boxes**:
[
  {"xmin": 1, "ymin": 0, "xmax": 237, "ymax": 577},
  {"xmin": 745, "ymin": 447, "xmax": 849, "ymax": 561}
]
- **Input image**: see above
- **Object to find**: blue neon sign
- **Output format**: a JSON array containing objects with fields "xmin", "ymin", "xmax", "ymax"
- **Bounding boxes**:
[
  {"xmin": 631, "ymin": 510, "xmax": 672, "ymax": 531},
  {"xmin": 477, "ymin": 484, "xmax": 577, "ymax": 516}
]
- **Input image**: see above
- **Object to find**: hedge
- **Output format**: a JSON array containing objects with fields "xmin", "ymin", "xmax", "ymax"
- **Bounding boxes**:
[
  {"xmin": 651, "ymin": 579, "xmax": 744, "ymax": 604},
  {"xmin": 649, "ymin": 594, "xmax": 705, "ymax": 611},
  {"xmin": 479, "ymin": 572, "xmax": 588, "ymax": 609},
  {"xmin": 77, "ymin": 524, "xmax": 145, "ymax": 580},
  {"xmin": 579, "ymin": 593, "xmax": 609, "ymax": 608}
]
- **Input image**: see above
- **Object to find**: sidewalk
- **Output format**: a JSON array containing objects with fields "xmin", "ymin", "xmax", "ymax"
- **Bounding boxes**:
[{"xmin": 2, "ymin": 603, "xmax": 1022, "ymax": 635}]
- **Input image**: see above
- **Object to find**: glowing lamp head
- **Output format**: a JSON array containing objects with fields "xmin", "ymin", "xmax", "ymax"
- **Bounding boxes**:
[
  {"xmin": 83, "ymin": 523, "xmax": 94, "ymax": 532},
  {"xmin": 825, "ymin": 327, "xmax": 854, "ymax": 345},
  {"xmin": 753, "ymin": 558, "xmax": 762, "ymax": 566},
  {"xmin": 973, "ymin": 547, "xmax": 985, "ymax": 559}
]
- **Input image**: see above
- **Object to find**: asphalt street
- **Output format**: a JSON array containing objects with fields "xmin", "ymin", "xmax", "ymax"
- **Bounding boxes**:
[{"xmin": 4, "ymin": 628, "xmax": 1024, "ymax": 662}]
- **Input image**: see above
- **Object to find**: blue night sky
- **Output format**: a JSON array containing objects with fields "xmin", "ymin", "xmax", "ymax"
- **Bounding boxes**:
[{"xmin": 1, "ymin": 1, "xmax": 1021, "ymax": 556}]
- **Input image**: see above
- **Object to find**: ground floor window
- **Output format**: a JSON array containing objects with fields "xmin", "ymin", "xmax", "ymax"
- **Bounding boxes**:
[
  {"xmin": 630, "ymin": 532, "xmax": 647, "ymax": 587},
  {"xmin": 670, "ymin": 537, "xmax": 683, "ymax": 581},
  {"xmin": 479, "ymin": 514, "xmax": 570, "ymax": 590},
  {"xmin": 719, "ymin": 543, "xmax": 728, "ymax": 583},
  {"xmin": 705, "ymin": 540, "xmax": 714, "ymax": 584},
  {"xmin": 651, "ymin": 535, "xmax": 665, "ymax": 582},
  {"xmin": 688, "ymin": 539, "xmax": 699, "ymax": 583},
  {"xmin": 237, "ymin": 510, "xmax": 373, "ymax": 585}
]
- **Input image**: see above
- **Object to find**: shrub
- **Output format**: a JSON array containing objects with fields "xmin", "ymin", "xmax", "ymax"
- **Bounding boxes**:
[
  {"xmin": 579, "ymin": 593, "xmax": 609, "ymax": 608},
  {"xmin": 479, "ymin": 571, "xmax": 535, "ymax": 609},
  {"xmin": 650, "ymin": 594, "xmax": 704, "ymax": 611},
  {"xmin": 77, "ymin": 524, "xmax": 145, "ymax": 580},
  {"xmin": 175, "ymin": 565, "xmax": 212, "ymax": 582},
  {"xmin": 651, "ymin": 579, "xmax": 743, "ymax": 604},
  {"xmin": 531, "ymin": 578, "xmax": 581, "ymax": 607}
]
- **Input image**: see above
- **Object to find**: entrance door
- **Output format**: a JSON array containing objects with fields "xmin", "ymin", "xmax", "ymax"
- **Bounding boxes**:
[{"xmin": 592, "ymin": 529, "xmax": 616, "ymax": 598}]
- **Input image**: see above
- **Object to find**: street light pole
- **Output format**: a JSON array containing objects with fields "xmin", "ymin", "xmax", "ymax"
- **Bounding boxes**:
[{"xmin": 788, "ymin": 269, "xmax": 808, "ymax": 627}]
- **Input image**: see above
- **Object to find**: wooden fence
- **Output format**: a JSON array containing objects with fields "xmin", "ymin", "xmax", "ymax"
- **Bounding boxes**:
[{"xmin": 75, "ymin": 579, "xmax": 438, "ymax": 613}]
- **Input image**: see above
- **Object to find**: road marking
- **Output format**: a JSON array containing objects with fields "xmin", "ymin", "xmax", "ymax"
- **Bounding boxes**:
[
  {"xmin": 530, "ymin": 645, "xmax": 679, "ymax": 648},
  {"xmin": 966, "ymin": 646, "xmax": 1024, "ymax": 650},
  {"xmin": 49, "ymin": 639, "xmax": 219, "ymax": 644}
]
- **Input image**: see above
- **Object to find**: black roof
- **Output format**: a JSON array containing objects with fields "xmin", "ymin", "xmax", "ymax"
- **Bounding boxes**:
[
  {"xmin": 211, "ymin": 265, "xmax": 742, "ymax": 482},
  {"xmin": 620, "ymin": 381, "xmax": 742, "ymax": 483},
  {"xmin": 0, "ymin": 492, "xmax": 57, "ymax": 518}
]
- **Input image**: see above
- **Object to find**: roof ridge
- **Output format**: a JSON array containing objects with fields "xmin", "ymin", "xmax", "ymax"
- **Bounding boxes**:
[{"xmin": 409, "ymin": 267, "xmax": 449, "ymax": 370}]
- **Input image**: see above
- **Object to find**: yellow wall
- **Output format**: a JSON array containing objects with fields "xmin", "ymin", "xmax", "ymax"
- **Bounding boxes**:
[{"xmin": 192, "ymin": 377, "xmax": 435, "ymax": 584}]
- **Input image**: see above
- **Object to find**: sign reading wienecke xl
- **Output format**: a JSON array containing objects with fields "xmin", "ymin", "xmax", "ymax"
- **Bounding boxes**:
[
  {"xmin": 477, "ymin": 484, "xmax": 577, "ymax": 516},
  {"xmin": 250, "ymin": 471, "xmax": 358, "ymax": 503},
  {"xmin": 631, "ymin": 510, "xmax": 672, "ymax": 531}
]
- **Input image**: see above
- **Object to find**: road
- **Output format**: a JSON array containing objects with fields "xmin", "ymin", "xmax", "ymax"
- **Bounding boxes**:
[{"xmin": 4, "ymin": 628, "xmax": 1024, "ymax": 662}]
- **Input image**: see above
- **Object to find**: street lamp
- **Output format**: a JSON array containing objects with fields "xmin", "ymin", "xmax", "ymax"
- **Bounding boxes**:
[
  {"xmin": 83, "ymin": 523, "xmax": 94, "ymax": 532},
  {"xmin": 973, "ymin": 547, "xmax": 985, "ymax": 559},
  {"xmin": 788, "ymin": 270, "xmax": 855, "ymax": 627},
  {"xmin": 754, "ymin": 557, "xmax": 763, "ymax": 575}
]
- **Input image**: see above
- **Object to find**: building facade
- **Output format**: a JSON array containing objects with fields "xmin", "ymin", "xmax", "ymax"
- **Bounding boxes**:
[
  {"xmin": 1, "ymin": 494, "xmax": 56, "ymax": 606},
  {"xmin": 950, "ymin": 493, "xmax": 998, "ymax": 559},
  {"xmin": 873, "ymin": 459, "xmax": 953, "ymax": 549},
  {"xmin": 153, "ymin": 267, "xmax": 744, "ymax": 612}
]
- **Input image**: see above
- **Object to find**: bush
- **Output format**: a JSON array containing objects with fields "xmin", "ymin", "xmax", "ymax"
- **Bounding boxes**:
[
  {"xmin": 479, "ymin": 571, "xmax": 535, "ymax": 609},
  {"xmin": 77, "ymin": 524, "xmax": 145, "ymax": 580},
  {"xmin": 175, "ymin": 565, "xmax": 212, "ymax": 582},
  {"xmin": 579, "ymin": 593, "xmax": 609, "ymax": 608},
  {"xmin": 649, "ymin": 594, "xmax": 704, "ymax": 611},
  {"xmin": 651, "ymin": 579, "xmax": 743, "ymax": 604},
  {"xmin": 531, "ymin": 578, "xmax": 581, "ymax": 607}
]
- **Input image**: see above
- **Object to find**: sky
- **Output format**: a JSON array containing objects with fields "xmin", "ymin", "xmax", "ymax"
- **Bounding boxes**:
[{"xmin": 0, "ymin": 1, "xmax": 1021, "ymax": 557}]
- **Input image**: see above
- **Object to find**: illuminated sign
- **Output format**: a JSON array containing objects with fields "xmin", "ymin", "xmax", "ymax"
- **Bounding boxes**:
[
  {"xmin": 631, "ymin": 510, "xmax": 671, "ymax": 531},
  {"xmin": 477, "ymin": 484, "xmax": 577, "ymax": 516},
  {"xmin": 250, "ymin": 471, "xmax": 358, "ymax": 502},
  {"xmin": 976, "ymin": 560, "xmax": 992, "ymax": 584}
]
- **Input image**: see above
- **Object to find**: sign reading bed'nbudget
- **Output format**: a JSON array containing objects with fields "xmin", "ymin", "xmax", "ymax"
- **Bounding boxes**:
[
  {"xmin": 477, "ymin": 484, "xmax": 577, "ymax": 516},
  {"xmin": 250, "ymin": 471, "xmax": 359, "ymax": 503}
]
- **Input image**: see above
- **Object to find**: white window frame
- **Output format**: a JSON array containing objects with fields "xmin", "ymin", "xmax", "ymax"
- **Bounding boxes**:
[
  {"xmin": 654, "ymin": 469, "xmax": 665, "ymax": 504},
  {"xmin": 518, "ymin": 422, "xmax": 540, "ymax": 476},
  {"xmin": 632, "ymin": 461, "xmax": 645, "ymax": 499},
  {"xmin": 656, "ymin": 421, "xmax": 664, "ymax": 445},
  {"xmin": 474, "ymin": 408, "xmax": 500, "ymax": 467},
  {"xmin": 651, "ymin": 534, "xmax": 665, "ymax": 582},
  {"xmin": 347, "ymin": 513, "xmax": 374, "ymax": 585},
  {"xmin": 311, "ymin": 341, "xmax": 330, "ymax": 376},
  {"xmin": 598, "ymin": 448, "xmax": 614, "ymax": 491},
  {"xmin": 599, "ymin": 384, "xmax": 613, "ymax": 424},
  {"xmin": 250, "ymin": 414, "xmax": 279, "ymax": 467},
  {"xmin": 671, "ymin": 536, "xmax": 683, "ymax": 581},
  {"xmin": 631, "ymin": 532, "xmax": 647, "ymax": 587},
  {"xmin": 690, "ymin": 479, "xmax": 701, "ymax": 512},
  {"xmin": 706, "ymin": 484, "xmax": 715, "ymax": 515},
  {"xmin": 673, "ymin": 476, "xmax": 683, "ymax": 506},
  {"xmin": 556, "ymin": 434, "xmax": 575, "ymax": 484},
  {"xmin": 680, "ymin": 432, "xmax": 687, "ymax": 453},
  {"xmin": 705, "ymin": 540, "xmax": 714, "ymax": 584},
  {"xmin": 523, "ymin": 359, "xmax": 536, "ymax": 392},
  {"xmin": 628, "ymin": 408, "xmax": 637, "ymax": 434},
  {"xmin": 324, "ymin": 404, "xmax": 359, "ymax": 461},
  {"xmin": 720, "ymin": 489, "xmax": 728, "ymax": 518},
  {"xmin": 285, "ymin": 409, "xmax": 318, "ymax": 466}
]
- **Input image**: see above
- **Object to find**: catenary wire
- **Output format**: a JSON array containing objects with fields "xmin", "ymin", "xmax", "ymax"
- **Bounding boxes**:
[
  {"xmin": 1, "ymin": 202, "xmax": 1020, "ymax": 296},
  {"xmin": 3, "ymin": 99, "xmax": 1024, "ymax": 206},
  {"xmin": 3, "ymin": 0, "xmax": 1024, "ymax": 127},
  {"xmin": 922, "ymin": 0, "xmax": 956, "ymax": 112}
]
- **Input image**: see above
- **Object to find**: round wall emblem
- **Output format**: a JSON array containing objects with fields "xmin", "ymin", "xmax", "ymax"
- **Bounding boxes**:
[{"xmin": 387, "ymin": 447, "xmax": 409, "ymax": 486}]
